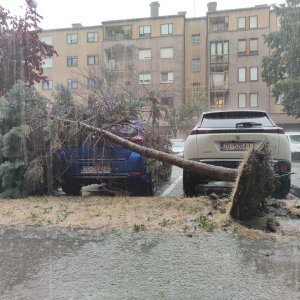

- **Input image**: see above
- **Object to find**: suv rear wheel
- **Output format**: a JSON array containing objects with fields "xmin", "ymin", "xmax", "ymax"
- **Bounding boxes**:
[
  {"xmin": 183, "ymin": 170, "xmax": 197, "ymax": 197},
  {"xmin": 273, "ymin": 177, "xmax": 291, "ymax": 199}
]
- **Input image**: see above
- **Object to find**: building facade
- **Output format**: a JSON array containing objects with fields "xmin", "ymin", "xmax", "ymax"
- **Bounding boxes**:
[{"xmin": 37, "ymin": 1, "xmax": 299, "ymax": 135}]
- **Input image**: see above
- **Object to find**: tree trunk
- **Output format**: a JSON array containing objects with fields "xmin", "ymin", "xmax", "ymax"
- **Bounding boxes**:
[{"xmin": 61, "ymin": 119, "xmax": 237, "ymax": 182}]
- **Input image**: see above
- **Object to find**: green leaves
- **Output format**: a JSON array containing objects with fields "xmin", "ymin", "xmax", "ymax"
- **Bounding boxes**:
[{"xmin": 262, "ymin": 0, "xmax": 300, "ymax": 118}]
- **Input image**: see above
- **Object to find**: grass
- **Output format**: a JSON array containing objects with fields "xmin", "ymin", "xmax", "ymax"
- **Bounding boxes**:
[
  {"xmin": 133, "ymin": 223, "xmax": 145, "ymax": 232},
  {"xmin": 30, "ymin": 212, "xmax": 43, "ymax": 227},
  {"xmin": 196, "ymin": 214, "xmax": 214, "ymax": 232},
  {"xmin": 0, "ymin": 195, "xmax": 297, "ymax": 239},
  {"xmin": 159, "ymin": 218, "xmax": 172, "ymax": 227}
]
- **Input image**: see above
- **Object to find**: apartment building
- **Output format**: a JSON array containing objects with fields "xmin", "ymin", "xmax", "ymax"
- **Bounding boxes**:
[{"xmin": 37, "ymin": 1, "xmax": 299, "ymax": 133}]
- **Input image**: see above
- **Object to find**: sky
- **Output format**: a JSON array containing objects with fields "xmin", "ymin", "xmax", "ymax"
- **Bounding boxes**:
[{"xmin": 1, "ymin": 0, "xmax": 285, "ymax": 29}]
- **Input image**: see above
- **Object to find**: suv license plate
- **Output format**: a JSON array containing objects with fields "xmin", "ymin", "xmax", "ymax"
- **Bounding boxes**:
[
  {"xmin": 220, "ymin": 142, "xmax": 253, "ymax": 151},
  {"xmin": 81, "ymin": 166, "xmax": 111, "ymax": 174}
]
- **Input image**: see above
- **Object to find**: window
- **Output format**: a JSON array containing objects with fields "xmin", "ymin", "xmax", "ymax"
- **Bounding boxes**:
[
  {"xmin": 192, "ymin": 59, "xmax": 200, "ymax": 72},
  {"xmin": 139, "ymin": 73, "xmax": 151, "ymax": 84},
  {"xmin": 139, "ymin": 25, "xmax": 151, "ymax": 37},
  {"xmin": 276, "ymin": 15, "xmax": 281, "ymax": 28},
  {"xmin": 105, "ymin": 24, "xmax": 132, "ymax": 40},
  {"xmin": 237, "ymin": 17, "xmax": 246, "ymax": 30},
  {"xmin": 250, "ymin": 93, "xmax": 258, "ymax": 107},
  {"xmin": 249, "ymin": 16, "xmax": 258, "ymax": 29},
  {"xmin": 249, "ymin": 38, "xmax": 258, "ymax": 55},
  {"xmin": 42, "ymin": 58, "xmax": 52, "ymax": 68},
  {"xmin": 210, "ymin": 41, "xmax": 229, "ymax": 63},
  {"xmin": 238, "ymin": 93, "xmax": 246, "ymax": 108},
  {"xmin": 161, "ymin": 96, "xmax": 173, "ymax": 106},
  {"xmin": 41, "ymin": 36, "xmax": 52, "ymax": 45},
  {"xmin": 250, "ymin": 67, "xmax": 258, "ymax": 81},
  {"xmin": 192, "ymin": 82, "xmax": 200, "ymax": 97},
  {"xmin": 161, "ymin": 72, "xmax": 173, "ymax": 83},
  {"xmin": 87, "ymin": 77, "xmax": 97, "ymax": 89},
  {"xmin": 211, "ymin": 16, "xmax": 229, "ymax": 31},
  {"xmin": 87, "ymin": 32, "xmax": 98, "ymax": 43},
  {"xmin": 160, "ymin": 47, "xmax": 173, "ymax": 59},
  {"xmin": 211, "ymin": 72, "xmax": 228, "ymax": 89},
  {"xmin": 67, "ymin": 78, "xmax": 78, "ymax": 89},
  {"xmin": 139, "ymin": 49, "xmax": 151, "ymax": 60},
  {"xmin": 276, "ymin": 93, "xmax": 284, "ymax": 104},
  {"xmin": 161, "ymin": 23, "xmax": 173, "ymax": 35},
  {"xmin": 42, "ymin": 80, "xmax": 53, "ymax": 91},
  {"xmin": 238, "ymin": 67, "xmax": 246, "ymax": 82},
  {"xmin": 87, "ymin": 55, "xmax": 98, "ymax": 65},
  {"xmin": 67, "ymin": 56, "xmax": 78, "ymax": 67},
  {"xmin": 67, "ymin": 33, "xmax": 78, "ymax": 44},
  {"xmin": 238, "ymin": 39, "xmax": 246, "ymax": 56},
  {"xmin": 192, "ymin": 34, "xmax": 200, "ymax": 45},
  {"xmin": 210, "ymin": 41, "xmax": 229, "ymax": 56}
]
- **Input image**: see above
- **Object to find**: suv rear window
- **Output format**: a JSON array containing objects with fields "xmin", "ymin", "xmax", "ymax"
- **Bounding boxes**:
[
  {"xmin": 199, "ymin": 111, "xmax": 275, "ymax": 128},
  {"xmin": 109, "ymin": 122, "xmax": 139, "ymax": 137}
]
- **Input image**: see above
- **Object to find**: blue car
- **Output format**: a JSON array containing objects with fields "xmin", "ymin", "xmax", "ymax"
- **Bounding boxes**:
[{"xmin": 57, "ymin": 120, "xmax": 157, "ymax": 196}]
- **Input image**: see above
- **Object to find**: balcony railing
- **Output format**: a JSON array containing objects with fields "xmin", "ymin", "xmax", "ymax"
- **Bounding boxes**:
[
  {"xmin": 210, "ymin": 54, "xmax": 229, "ymax": 64},
  {"xmin": 210, "ymin": 83, "xmax": 229, "ymax": 91},
  {"xmin": 106, "ymin": 61, "xmax": 133, "ymax": 72}
]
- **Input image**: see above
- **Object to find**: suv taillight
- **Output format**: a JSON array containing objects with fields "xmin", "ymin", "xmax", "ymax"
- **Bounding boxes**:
[
  {"xmin": 262, "ymin": 128, "xmax": 285, "ymax": 134},
  {"xmin": 189, "ymin": 129, "xmax": 211, "ymax": 135}
]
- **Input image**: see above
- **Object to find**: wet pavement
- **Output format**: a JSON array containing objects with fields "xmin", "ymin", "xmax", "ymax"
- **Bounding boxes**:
[
  {"xmin": 0, "ymin": 226, "xmax": 299, "ymax": 299},
  {"xmin": 160, "ymin": 163, "xmax": 300, "ymax": 199}
]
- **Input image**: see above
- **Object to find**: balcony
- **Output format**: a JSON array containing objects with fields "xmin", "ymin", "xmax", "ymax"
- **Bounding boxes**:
[
  {"xmin": 210, "ymin": 83, "xmax": 229, "ymax": 91},
  {"xmin": 210, "ymin": 16, "xmax": 229, "ymax": 32},
  {"xmin": 104, "ymin": 25, "xmax": 132, "ymax": 41},
  {"xmin": 210, "ymin": 54, "xmax": 229, "ymax": 64},
  {"xmin": 106, "ymin": 60, "xmax": 133, "ymax": 72}
]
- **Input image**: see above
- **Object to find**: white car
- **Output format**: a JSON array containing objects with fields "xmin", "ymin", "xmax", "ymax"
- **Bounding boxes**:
[
  {"xmin": 286, "ymin": 132, "xmax": 300, "ymax": 161},
  {"xmin": 183, "ymin": 110, "xmax": 291, "ymax": 198}
]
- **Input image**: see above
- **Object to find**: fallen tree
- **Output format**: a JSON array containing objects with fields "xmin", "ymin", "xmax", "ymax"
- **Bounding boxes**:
[
  {"xmin": 59, "ymin": 118, "xmax": 237, "ymax": 182},
  {"xmin": 59, "ymin": 118, "xmax": 278, "ymax": 220}
]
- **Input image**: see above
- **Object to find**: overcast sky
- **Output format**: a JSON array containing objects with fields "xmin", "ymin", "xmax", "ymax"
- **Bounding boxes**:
[{"xmin": 1, "ymin": 0, "xmax": 284, "ymax": 29}]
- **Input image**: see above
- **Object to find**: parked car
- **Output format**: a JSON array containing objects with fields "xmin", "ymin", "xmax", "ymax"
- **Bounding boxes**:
[
  {"xmin": 57, "ymin": 120, "xmax": 162, "ymax": 196},
  {"xmin": 170, "ymin": 139, "xmax": 185, "ymax": 157},
  {"xmin": 286, "ymin": 132, "xmax": 300, "ymax": 161},
  {"xmin": 183, "ymin": 110, "xmax": 291, "ymax": 198}
]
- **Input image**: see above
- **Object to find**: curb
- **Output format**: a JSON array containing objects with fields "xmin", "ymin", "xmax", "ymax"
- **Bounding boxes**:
[{"xmin": 290, "ymin": 185, "xmax": 300, "ymax": 198}]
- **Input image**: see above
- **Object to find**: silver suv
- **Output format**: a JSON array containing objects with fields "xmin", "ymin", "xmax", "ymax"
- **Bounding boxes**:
[{"xmin": 183, "ymin": 110, "xmax": 291, "ymax": 198}]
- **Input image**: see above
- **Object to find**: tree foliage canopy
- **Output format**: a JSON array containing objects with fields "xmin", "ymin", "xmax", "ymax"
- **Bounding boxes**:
[
  {"xmin": 0, "ymin": 0, "xmax": 57, "ymax": 96},
  {"xmin": 163, "ymin": 97, "xmax": 206, "ymax": 138},
  {"xmin": 261, "ymin": 0, "xmax": 300, "ymax": 117}
]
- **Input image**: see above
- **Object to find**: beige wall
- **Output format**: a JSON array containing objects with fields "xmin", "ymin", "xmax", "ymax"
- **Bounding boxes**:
[
  {"xmin": 184, "ymin": 18, "xmax": 207, "ymax": 102},
  {"xmin": 207, "ymin": 6, "xmax": 271, "ymax": 111},
  {"xmin": 38, "ymin": 26, "xmax": 103, "ymax": 99}
]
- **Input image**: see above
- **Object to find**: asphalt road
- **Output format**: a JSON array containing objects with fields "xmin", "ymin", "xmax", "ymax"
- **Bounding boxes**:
[{"xmin": 159, "ymin": 162, "xmax": 300, "ymax": 199}]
